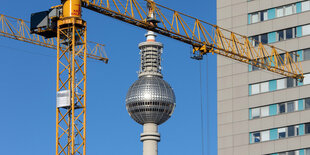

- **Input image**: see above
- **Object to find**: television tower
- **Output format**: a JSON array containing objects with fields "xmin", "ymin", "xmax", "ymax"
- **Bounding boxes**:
[{"xmin": 126, "ymin": 31, "xmax": 176, "ymax": 155}]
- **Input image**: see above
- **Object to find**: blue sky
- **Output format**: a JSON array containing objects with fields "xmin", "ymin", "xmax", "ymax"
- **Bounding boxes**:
[{"xmin": 0, "ymin": 0, "xmax": 217, "ymax": 154}]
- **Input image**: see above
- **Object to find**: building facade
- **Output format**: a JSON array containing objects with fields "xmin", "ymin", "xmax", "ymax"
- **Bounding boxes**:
[{"xmin": 217, "ymin": 0, "xmax": 310, "ymax": 154}]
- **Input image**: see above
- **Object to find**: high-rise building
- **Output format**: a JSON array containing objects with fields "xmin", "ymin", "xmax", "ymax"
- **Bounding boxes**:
[{"xmin": 217, "ymin": 0, "xmax": 310, "ymax": 154}]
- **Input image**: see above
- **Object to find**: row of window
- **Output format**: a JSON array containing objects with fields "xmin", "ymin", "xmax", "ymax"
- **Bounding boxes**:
[
  {"xmin": 249, "ymin": 24, "xmax": 310, "ymax": 46},
  {"xmin": 266, "ymin": 148, "xmax": 310, "ymax": 155},
  {"xmin": 249, "ymin": 0, "xmax": 310, "ymax": 24},
  {"xmin": 250, "ymin": 123, "xmax": 310, "ymax": 144},
  {"xmin": 249, "ymin": 98, "xmax": 310, "ymax": 120},
  {"xmin": 249, "ymin": 73, "xmax": 310, "ymax": 95},
  {"xmin": 249, "ymin": 48, "xmax": 310, "ymax": 72}
]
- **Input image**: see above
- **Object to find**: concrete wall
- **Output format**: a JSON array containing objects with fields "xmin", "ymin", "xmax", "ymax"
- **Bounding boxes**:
[{"xmin": 217, "ymin": 0, "xmax": 310, "ymax": 154}]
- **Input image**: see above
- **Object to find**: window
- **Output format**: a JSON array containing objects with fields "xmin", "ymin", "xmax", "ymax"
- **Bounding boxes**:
[
  {"xmin": 278, "ymin": 128, "xmax": 286, "ymax": 138},
  {"xmin": 251, "ymin": 35, "xmax": 259, "ymax": 47},
  {"xmin": 284, "ymin": 5, "xmax": 293, "ymax": 16},
  {"xmin": 260, "ymin": 11, "xmax": 268, "ymax": 21},
  {"xmin": 261, "ymin": 106, "xmax": 269, "ymax": 117},
  {"xmin": 306, "ymin": 148, "xmax": 310, "ymax": 155},
  {"xmin": 277, "ymin": 7, "xmax": 284, "ymax": 17},
  {"xmin": 287, "ymin": 102, "xmax": 295, "ymax": 113},
  {"xmin": 304, "ymin": 49, "xmax": 310, "ymax": 61},
  {"xmin": 305, "ymin": 123, "xmax": 310, "ymax": 134},
  {"xmin": 304, "ymin": 74, "xmax": 310, "ymax": 85},
  {"xmin": 278, "ymin": 30, "xmax": 284, "ymax": 41},
  {"xmin": 285, "ymin": 5, "xmax": 293, "ymax": 16},
  {"xmin": 279, "ymin": 103, "xmax": 286, "ymax": 114},
  {"xmin": 277, "ymin": 78, "xmax": 287, "ymax": 89},
  {"xmin": 288, "ymin": 126, "xmax": 295, "ymax": 137},
  {"xmin": 279, "ymin": 153, "xmax": 286, "ymax": 155},
  {"xmin": 251, "ymin": 13, "xmax": 259, "ymax": 23},
  {"xmin": 288, "ymin": 151, "xmax": 296, "ymax": 155},
  {"xmin": 286, "ymin": 28, "xmax": 293, "ymax": 39},
  {"xmin": 251, "ymin": 84, "xmax": 260, "ymax": 94},
  {"xmin": 294, "ymin": 101, "xmax": 299, "ymax": 111},
  {"xmin": 260, "ymin": 82, "xmax": 269, "ymax": 93},
  {"xmin": 295, "ymin": 125, "xmax": 300, "ymax": 136},
  {"xmin": 253, "ymin": 132, "xmax": 260, "ymax": 142},
  {"xmin": 261, "ymin": 131, "xmax": 270, "ymax": 141},
  {"xmin": 279, "ymin": 53, "xmax": 285, "ymax": 64},
  {"xmin": 261, "ymin": 34, "xmax": 268, "ymax": 44},
  {"xmin": 302, "ymin": 1, "xmax": 310, "ymax": 12},
  {"xmin": 287, "ymin": 78, "xmax": 295, "ymax": 88},
  {"xmin": 303, "ymin": 25, "xmax": 310, "ymax": 36},
  {"xmin": 289, "ymin": 52, "xmax": 296, "ymax": 63},
  {"xmin": 305, "ymin": 98, "xmax": 310, "ymax": 109},
  {"xmin": 252, "ymin": 108, "xmax": 260, "ymax": 119}
]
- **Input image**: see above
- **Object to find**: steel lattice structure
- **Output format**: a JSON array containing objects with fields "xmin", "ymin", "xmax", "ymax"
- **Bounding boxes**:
[
  {"xmin": 56, "ymin": 18, "xmax": 87, "ymax": 155},
  {"xmin": 2, "ymin": 0, "xmax": 306, "ymax": 154},
  {"xmin": 81, "ymin": 0, "xmax": 303, "ymax": 80},
  {"xmin": 0, "ymin": 14, "xmax": 108, "ymax": 63}
]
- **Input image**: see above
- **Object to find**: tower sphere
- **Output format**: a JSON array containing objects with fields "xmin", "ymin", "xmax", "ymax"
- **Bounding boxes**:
[
  {"xmin": 126, "ymin": 76, "xmax": 176, "ymax": 125},
  {"xmin": 126, "ymin": 31, "xmax": 176, "ymax": 125}
]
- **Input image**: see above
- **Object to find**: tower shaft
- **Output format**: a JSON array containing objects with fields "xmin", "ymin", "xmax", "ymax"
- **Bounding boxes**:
[
  {"xmin": 56, "ymin": 17, "xmax": 87, "ymax": 155},
  {"xmin": 141, "ymin": 123, "xmax": 160, "ymax": 155}
]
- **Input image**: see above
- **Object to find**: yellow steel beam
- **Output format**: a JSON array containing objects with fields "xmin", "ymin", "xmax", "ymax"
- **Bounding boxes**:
[
  {"xmin": 0, "ymin": 13, "xmax": 108, "ymax": 63},
  {"xmin": 81, "ymin": 0, "xmax": 303, "ymax": 80},
  {"xmin": 56, "ymin": 17, "xmax": 87, "ymax": 155}
]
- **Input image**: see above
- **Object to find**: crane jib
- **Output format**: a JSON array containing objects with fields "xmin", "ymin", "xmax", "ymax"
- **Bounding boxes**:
[{"xmin": 80, "ymin": 0, "xmax": 303, "ymax": 80}]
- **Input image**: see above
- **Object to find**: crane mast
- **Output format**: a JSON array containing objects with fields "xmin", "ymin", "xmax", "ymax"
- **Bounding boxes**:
[{"xmin": 56, "ymin": 0, "xmax": 86, "ymax": 154}]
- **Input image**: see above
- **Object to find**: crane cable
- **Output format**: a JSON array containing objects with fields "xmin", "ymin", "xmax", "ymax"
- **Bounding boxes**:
[
  {"xmin": 199, "ymin": 54, "xmax": 210, "ymax": 155},
  {"xmin": 199, "ymin": 60, "xmax": 205, "ymax": 155},
  {"xmin": 206, "ymin": 54, "xmax": 210, "ymax": 155}
]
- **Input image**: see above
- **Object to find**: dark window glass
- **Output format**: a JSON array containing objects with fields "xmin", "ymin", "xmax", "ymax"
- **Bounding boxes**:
[
  {"xmin": 288, "ymin": 126, "xmax": 295, "ymax": 137},
  {"xmin": 252, "ymin": 59, "xmax": 261, "ymax": 71},
  {"xmin": 287, "ymin": 102, "xmax": 295, "ymax": 112},
  {"xmin": 253, "ymin": 132, "xmax": 260, "ymax": 142},
  {"xmin": 289, "ymin": 52, "xmax": 295, "ymax": 63},
  {"xmin": 296, "ymin": 126, "xmax": 299, "ymax": 136},
  {"xmin": 279, "ymin": 129, "xmax": 286, "ymax": 138},
  {"xmin": 260, "ymin": 11, "xmax": 264, "ymax": 21},
  {"xmin": 261, "ymin": 34, "xmax": 268, "ymax": 44},
  {"xmin": 279, "ymin": 103, "xmax": 286, "ymax": 113},
  {"xmin": 288, "ymin": 151, "xmax": 295, "ymax": 155},
  {"xmin": 278, "ymin": 30, "xmax": 284, "ymax": 41},
  {"xmin": 286, "ymin": 28, "xmax": 293, "ymax": 39},
  {"xmin": 287, "ymin": 78, "xmax": 295, "ymax": 88},
  {"xmin": 306, "ymin": 123, "xmax": 310, "ymax": 134},
  {"xmin": 306, "ymin": 148, "xmax": 310, "ymax": 155},
  {"xmin": 260, "ymin": 11, "xmax": 267, "ymax": 21},
  {"xmin": 279, "ymin": 53, "xmax": 285, "ymax": 64},
  {"xmin": 252, "ymin": 36, "xmax": 259, "ymax": 47},
  {"xmin": 306, "ymin": 98, "xmax": 310, "ymax": 109},
  {"xmin": 304, "ymin": 49, "xmax": 310, "ymax": 61}
]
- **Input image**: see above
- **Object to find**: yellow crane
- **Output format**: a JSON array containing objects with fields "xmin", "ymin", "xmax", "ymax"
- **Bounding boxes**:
[
  {"xmin": 0, "ymin": 14, "xmax": 108, "ymax": 63},
  {"xmin": 0, "ymin": 13, "xmax": 107, "ymax": 155},
  {"xmin": 25, "ymin": 0, "xmax": 304, "ymax": 155}
]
